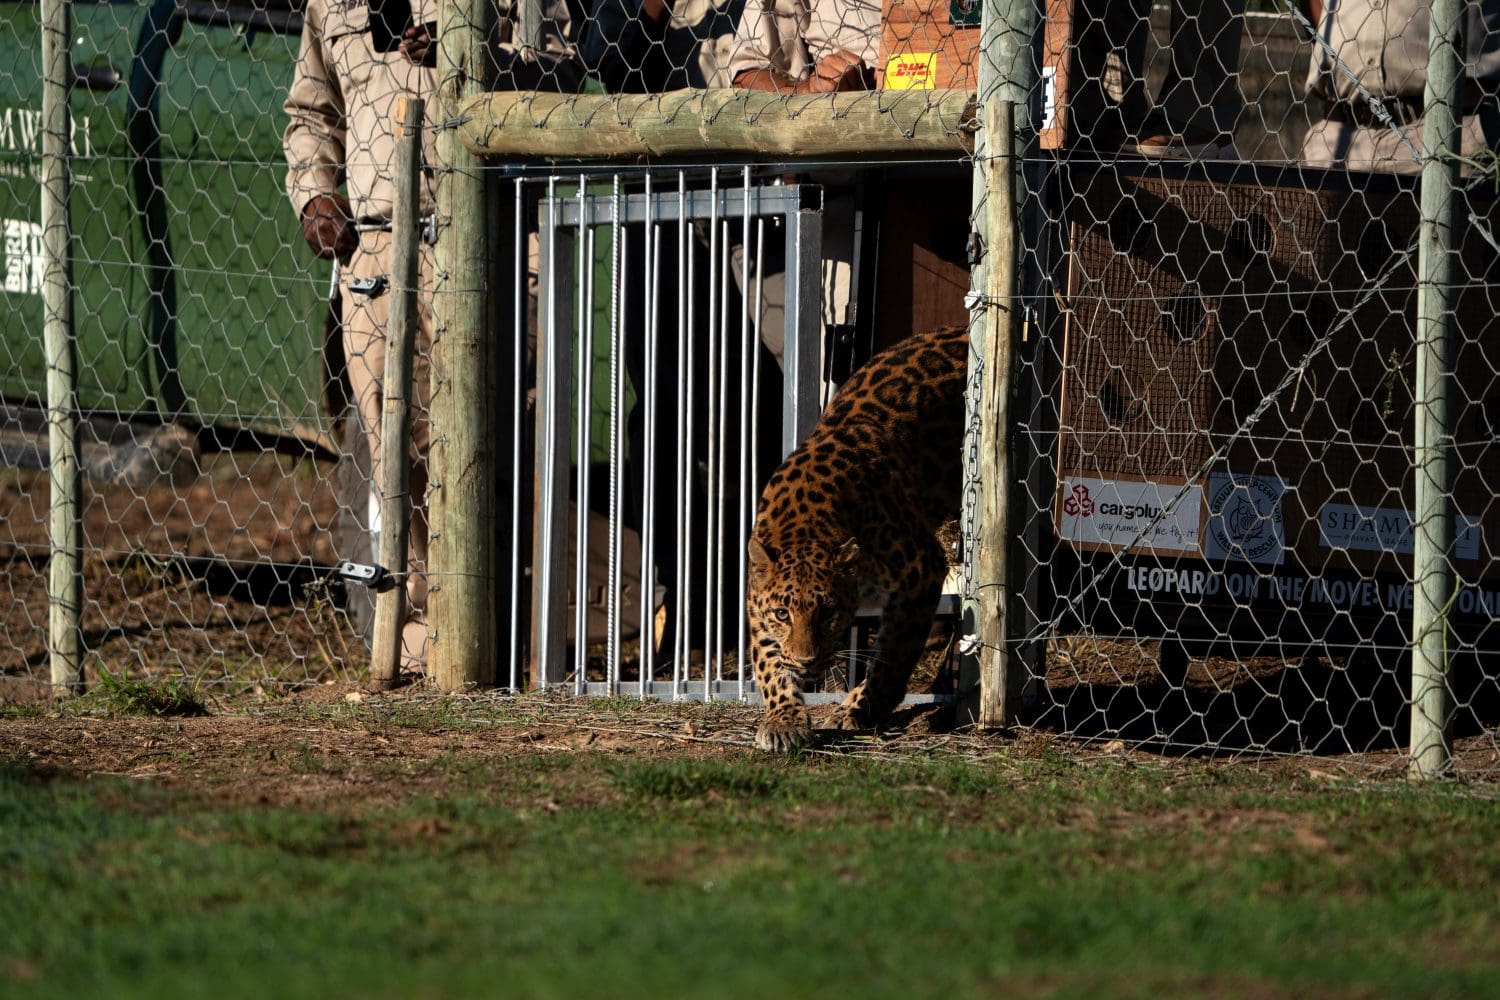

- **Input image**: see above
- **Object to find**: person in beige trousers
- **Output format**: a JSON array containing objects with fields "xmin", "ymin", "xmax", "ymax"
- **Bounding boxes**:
[
  {"xmin": 1300, "ymin": 0, "xmax": 1500, "ymax": 174},
  {"xmin": 283, "ymin": 0, "xmax": 581, "ymax": 671}
]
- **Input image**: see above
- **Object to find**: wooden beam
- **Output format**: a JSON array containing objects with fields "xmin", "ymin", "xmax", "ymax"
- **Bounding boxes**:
[{"xmin": 456, "ymin": 89, "xmax": 976, "ymax": 161}]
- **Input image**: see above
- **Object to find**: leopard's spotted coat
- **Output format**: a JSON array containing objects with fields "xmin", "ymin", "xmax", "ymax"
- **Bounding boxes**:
[{"xmin": 746, "ymin": 326, "xmax": 966, "ymax": 752}]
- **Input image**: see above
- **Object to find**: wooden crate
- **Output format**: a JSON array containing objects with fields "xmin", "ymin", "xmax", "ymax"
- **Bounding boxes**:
[
  {"xmin": 879, "ymin": 0, "xmax": 1073, "ymax": 149},
  {"xmin": 1056, "ymin": 167, "xmax": 1500, "ymax": 584},
  {"xmin": 871, "ymin": 172, "xmax": 973, "ymax": 351}
]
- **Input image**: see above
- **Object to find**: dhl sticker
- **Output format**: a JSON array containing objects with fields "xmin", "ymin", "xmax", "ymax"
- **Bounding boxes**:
[{"xmin": 884, "ymin": 52, "xmax": 937, "ymax": 90}]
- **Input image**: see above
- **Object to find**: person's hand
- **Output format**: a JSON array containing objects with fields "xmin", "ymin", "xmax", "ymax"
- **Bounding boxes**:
[
  {"xmin": 808, "ymin": 50, "xmax": 873, "ymax": 93},
  {"xmin": 641, "ymin": 0, "xmax": 669, "ymax": 23},
  {"xmin": 300, "ymin": 193, "xmax": 357, "ymax": 262},
  {"xmin": 400, "ymin": 22, "xmax": 437, "ymax": 67}
]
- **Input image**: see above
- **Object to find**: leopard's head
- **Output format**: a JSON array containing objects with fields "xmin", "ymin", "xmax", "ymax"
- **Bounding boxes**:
[{"xmin": 746, "ymin": 536, "xmax": 862, "ymax": 679}]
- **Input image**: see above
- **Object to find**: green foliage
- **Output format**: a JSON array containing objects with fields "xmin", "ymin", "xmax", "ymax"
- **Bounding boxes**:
[
  {"xmin": 83, "ymin": 667, "xmax": 208, "ymax": 718},
  {"xmin": 609, "ymin": 758, "xmax": 784, "ymax": 800}
]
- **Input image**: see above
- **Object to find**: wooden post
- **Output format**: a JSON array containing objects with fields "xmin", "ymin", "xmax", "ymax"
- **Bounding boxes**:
[
  {"xmin": 1409, "ymin": 0, "xmax": 1463, "ymax": 779},
  {"xmin": 429, "ymin": 0, "xmax": 497, "ymax": 688},
  {"xmin": 370, "ymin": 97, "xmax": 424, "ymax": 689},
  {"xmin": 959, "ymin": 0, "xmax": 1039, "ymax": 729},
  {"xmin": 42, "ymin": 0, "xmax": 82, "ymax": 694},
  {"xmin": 456, "ymin": 90, "xmax": 976, "ymax": 160},
  {"xmin": 973, "ymin": 100, "xmax": 1021, "ymax": 728}
]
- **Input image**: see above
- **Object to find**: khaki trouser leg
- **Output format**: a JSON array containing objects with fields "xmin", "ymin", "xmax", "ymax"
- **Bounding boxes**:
[{"xmin": 1300, "ymin": 111, "xmax": 1499, "ymax": 176}]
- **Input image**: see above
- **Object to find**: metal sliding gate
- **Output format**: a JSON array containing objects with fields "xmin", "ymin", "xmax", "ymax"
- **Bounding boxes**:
[{"xmin": 531, "ymin": 170, "xmax": 828, "ymax": 699}]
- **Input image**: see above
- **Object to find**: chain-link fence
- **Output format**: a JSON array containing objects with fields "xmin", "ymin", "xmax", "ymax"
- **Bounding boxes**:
[{"xmin": 4, "ymin": 0, "xmax": 1498, "ymax": 778}]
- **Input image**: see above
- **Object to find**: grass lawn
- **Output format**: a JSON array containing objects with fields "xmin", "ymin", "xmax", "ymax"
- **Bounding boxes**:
[{"xmin": 4, "ymin": 702, "xmax": 1500, "ymax": 998}]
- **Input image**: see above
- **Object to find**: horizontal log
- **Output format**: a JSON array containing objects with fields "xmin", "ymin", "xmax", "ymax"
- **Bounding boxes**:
[{"xmin": 456, "ymin": 88, "xmax": 977, "ymax": 161}]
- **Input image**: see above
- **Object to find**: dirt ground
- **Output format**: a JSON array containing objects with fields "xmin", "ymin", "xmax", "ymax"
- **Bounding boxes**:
[
  {"xmin": 7, "ymin": 684, "xmax": 1500, "ymax": 811},
  {"xmin": 0, "ymin": 691, "xmax": 923, "ymax": 809},
  {"xmin": 5, "ymin": 453, "xmax": 1500, "ymax": 787}
]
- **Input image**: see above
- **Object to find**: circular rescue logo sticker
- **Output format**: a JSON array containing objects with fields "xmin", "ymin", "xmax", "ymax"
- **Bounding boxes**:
[{"xmin": 1206, "ymin": 473, "xmax": 1286, "ymax": 565}]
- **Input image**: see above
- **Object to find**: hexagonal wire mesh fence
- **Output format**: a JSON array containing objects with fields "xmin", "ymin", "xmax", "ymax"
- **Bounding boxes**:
[
  {"xmin": 3, "ymin": 0, "xmax": 362, "ymax": 698},
  {"xmin": 3, "ymin": 0, "xmax": 1498, "ymax": 778}
]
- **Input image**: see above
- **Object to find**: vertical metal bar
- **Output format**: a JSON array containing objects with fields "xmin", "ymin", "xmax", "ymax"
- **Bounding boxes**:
[
  {"xmin": 516, "ymin": 0, "xmax": 545, "ymax": 52},
  {"xmin": 960, "ymin": 0, "xmax": 1039, "ymax": 729},
  {"xmin": 608, "ymin": 175, "xmax": 624, "ymax": 694},
  {"xmin": 42, "ymin": 0, "xmax": 81, "ymax": 693},
  {"xmin": 531, "ymin": 182, "xmax": 574, "ymax": 688},
  {"xmin": 576, "ymin": 216, "xmax": 596, "ymax": 694},
  {"xmin": 782, "ymin": 200, "xmax": 822, "ymax": 457},
  {"xmin": 371, "ymin": 97, "xmax": 424, "ymax": 688},
  {"xmin": 847, "ymin": 623, "xmax": 860, "ymax": 689},
  {"xmin": 715, "ymin": 218, "xmax": 733, "ymax": 690},
  {"xmin": 736, "ymin": 169, "xmax": 753, "ymax": 700},
  {"xmin": 1014, "ymin": 152, "xmax": 1055, "ymax": 711},
  {"xmin": 704, "ymin": 167, "xmax": 720, "ymax": 696},
  {"xmin": 746, "ymin": 217, "xmax": 766, "ymax": 701},
  {"xmin": 1410, "ymin": 0, "xmax": 1464, "ymax": 779},
  {"xmin": 509, "ymin": 175, "xmax": 525, "ymax": 690},
  {"xmin": 675, "ymin": 172, "xmax": 691, "ymax": 698},
  {"xmin": 642, "ymin": 174, "xmax": 661, "ymax": 697}
]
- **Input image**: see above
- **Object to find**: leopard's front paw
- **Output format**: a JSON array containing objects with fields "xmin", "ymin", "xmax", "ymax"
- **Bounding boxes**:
[
  {"xmin": 833, "ymin": 688, "xmax": 878, "ymax": 731},
  {"xmin": 832, "ymin": 704, "xmax": 874, "ymax": 731},
  {"xmin": 755, "ymin": 713, "xmax": 814, "ymax": 753}
]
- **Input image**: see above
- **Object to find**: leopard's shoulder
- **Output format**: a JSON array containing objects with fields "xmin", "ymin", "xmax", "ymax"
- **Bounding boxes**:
[
  {"xmin": 752, "ymin": 326, "xmax": 968, "ymax": 556},
  {"xmin": 821, "ymin": 325, "xmax": 968, "ymax": 430}
]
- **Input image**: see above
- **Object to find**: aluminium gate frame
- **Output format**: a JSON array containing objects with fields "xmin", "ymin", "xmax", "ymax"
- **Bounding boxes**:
[{"xmin": 531, "ymin": 175, "xmax": 826, "ymax": 697}]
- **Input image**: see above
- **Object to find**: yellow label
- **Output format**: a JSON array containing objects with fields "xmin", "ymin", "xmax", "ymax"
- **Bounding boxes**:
[{"xmin": 884, "ymin": 53, "xmax": 937, "ymax": 90}]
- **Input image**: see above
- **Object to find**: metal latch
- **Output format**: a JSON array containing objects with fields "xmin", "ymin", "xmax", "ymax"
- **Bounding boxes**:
[
  {"xmin": 336, "ymin": 560, "xmax": 396, "ymax": 592},
  {"xmin": 348, "ymin": 275, "xmax": 388, "ymax": 298}
]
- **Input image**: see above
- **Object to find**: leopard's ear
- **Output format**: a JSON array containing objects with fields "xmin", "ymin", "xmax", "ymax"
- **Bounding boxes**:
[
  {"xmin": 748, "ymin": 537, "xmax": 775, "ymax": 582},
  {"xmin": 834, "ymin": 537, "xmax": 861, "ymax": 568}
]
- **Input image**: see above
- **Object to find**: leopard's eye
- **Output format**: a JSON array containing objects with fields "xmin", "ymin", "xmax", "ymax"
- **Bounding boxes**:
[
  {"xmin": 773, "ymin": 608, "xmax": 791, "ymax": 623},
  {"xmin": 824, "ymin": 618, "xmax": 842, "ymax": 634}
]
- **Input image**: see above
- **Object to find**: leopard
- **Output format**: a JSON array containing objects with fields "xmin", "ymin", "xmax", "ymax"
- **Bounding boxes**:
[{"xmin": 746, "ymin": 325, "xmax": 967, "ymax": 752}]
